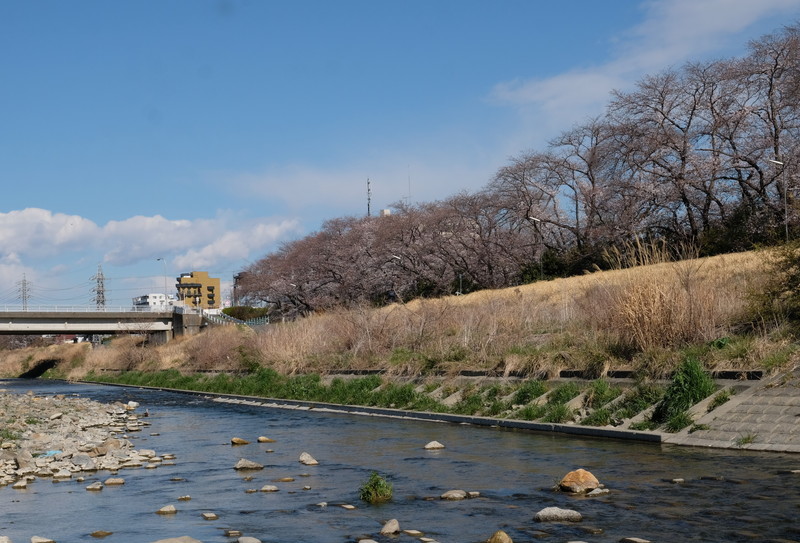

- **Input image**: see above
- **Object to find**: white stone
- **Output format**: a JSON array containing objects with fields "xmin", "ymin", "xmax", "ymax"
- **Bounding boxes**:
[
  {"xmin": 381, "ymin": 519, "xmax": 400, "ymax": 534},
  {"xmin": 259, "ymin": 485, "xmax": 279, "ymax": 492},
  {"xmin": 534, "ymin": 506, "xmax": 582, "ymax": 522},
  {"xmin": 440, "ymin": 489, "xmax": 467, "ymax": 500},
  {"xmin": 237, "ymin": 538, "xmax": 262, "ymax": 543},
  {"xmin": 234, "ymin": 458, "xmax": 264, "ymax": 470},
  {"xmin": 424, "ymin": 440, "xmax": 445, "ymax": 449},
  {"xmin": 298, "ymin": 452, "xmax": 318, "ymax": 465},
  {"xmin": 155, "ymin": 504, "xmax": 177, "ymax": 515}
]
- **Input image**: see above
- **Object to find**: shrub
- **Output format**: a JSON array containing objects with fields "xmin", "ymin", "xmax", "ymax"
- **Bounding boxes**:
[
  {"xmin": 651, "ymin": 357, "xmax": 715, "ymax": 424},
  {"xmin": 359, "ymin": 472, "xmax": 392, "ymax": 504}
]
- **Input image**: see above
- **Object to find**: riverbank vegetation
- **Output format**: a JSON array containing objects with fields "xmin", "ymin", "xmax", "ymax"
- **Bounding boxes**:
[{"xmin": 0, "ymin": 245, "xmax": 797, "ymax": 433}]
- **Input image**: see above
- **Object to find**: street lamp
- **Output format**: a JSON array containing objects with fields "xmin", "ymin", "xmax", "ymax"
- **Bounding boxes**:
[
  {"xmin": 767, "ymin": 159, "xmax": 789, "ymax": 242},
  {"xmin": 156, "ymin": 258, "xmax": 168, "ymax": 308}
]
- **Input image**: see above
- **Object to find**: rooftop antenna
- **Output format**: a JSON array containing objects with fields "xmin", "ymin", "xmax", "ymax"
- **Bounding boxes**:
[{"xmin": 367, "ymin": 177, "xmax": 372, "ymax": 217}]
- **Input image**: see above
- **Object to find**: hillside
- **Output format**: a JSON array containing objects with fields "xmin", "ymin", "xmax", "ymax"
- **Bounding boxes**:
[{"xmin": 0, "ymin": 248, "xmax": 790, "ymax": 382}]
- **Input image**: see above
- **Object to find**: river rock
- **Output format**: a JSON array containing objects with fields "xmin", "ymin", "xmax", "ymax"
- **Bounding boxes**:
[
  {"xmin": 260, "ymin": 485, "xmax": 279, "ymax": 492},
  {"xmin": 381, "ymin": 519, "xmax": 400, "ymax": 534},
  {"xmin": 90, "ymin": 531, "xmax": 113, "ymax": 538},
  {"xmin": 150, "ymin": 538, "xmax": 203, "ymax": 543},
  {"xmin": 559, "ymin": 468, "xmax": 600, "ymax": 493},
  {"xmin": 424, "ymin": 440, "xmax": 445, "ymax": 449},
  {"xmin": 105, "ymin": 477, "xmax": 125, "ymax": 485},
  {"xmin": 487, "ymin": 530, "xmax": 513, "ymax": 543},
  {"xmin": 234, "ymin": 458, "xmax": 264, "ymax": 470},
  {"xmin": 238, "ymin": 538, "xmax": 262, "ymax": 543},
  {"xmin": 31, "ymin": 537, "xmax": 56, "ymax": 543},
  {"xmin": 155, "ymin": 504, "xmax": 177, "ymax": 515},
  {"xmin": 619, "ymin": 538, "xmax": 651, "ymax": 543},
  {"xmin": 202, "ymin": 512, "xmax": 218, "ymax": 520},
  {"xmin": 299, "ymin": 452, "xmax": 318, "ymax": 465},
  {"xmin": 231, "ymin": 437, "xmax": 250, "ymax": 445},
  {"xmin": 440, "ymin": 489, "xmax": 468, "ymax": 500},
  {"xmin": 586, "ymin": 487, "xmax": 609, "ymax": 496},
  {"xmin": 534, "ymin": 506, "xmax": 582, "ymax": 522},
  {"xmin": 86, "ymin": 481, "xmax": 103, "ymax": 491},
  {"xmin": 257, "ymin": 436, "xmax": 275, "ymax": 443}
]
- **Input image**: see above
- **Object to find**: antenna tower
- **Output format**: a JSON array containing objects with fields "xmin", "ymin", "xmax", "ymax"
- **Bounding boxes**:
[
  {"xmin": 18, "ymin": 274, "xmax": 30, "ymax": 310},
  {"xmin": 91, "ymin": 264, "xmax": 106, "ymax": 308},
  {"xmin": 367, "ymin": 177, "xmax": 372, "ymax": 217}
]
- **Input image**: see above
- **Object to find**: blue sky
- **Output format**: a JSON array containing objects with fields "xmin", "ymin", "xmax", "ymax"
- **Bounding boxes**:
[{"xmin": 1, "ymin": 0, "xmax": 799, "ymax": 308}]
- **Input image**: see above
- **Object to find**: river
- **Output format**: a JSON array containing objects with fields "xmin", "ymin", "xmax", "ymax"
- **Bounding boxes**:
[{"xmin": 1, "ymin": 379, "xmax": 798, "ymax": 543}]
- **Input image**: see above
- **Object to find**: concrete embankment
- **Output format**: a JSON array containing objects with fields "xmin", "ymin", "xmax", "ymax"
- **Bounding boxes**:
[{"xmin": 91, "ymin": 365, "xmax": 800, "ymax": 453}]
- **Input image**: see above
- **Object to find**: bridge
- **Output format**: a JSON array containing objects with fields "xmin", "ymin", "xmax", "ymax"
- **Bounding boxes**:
[{"xmin": 0, "ymin": 306, "xmax": 205, "ymax": 344}]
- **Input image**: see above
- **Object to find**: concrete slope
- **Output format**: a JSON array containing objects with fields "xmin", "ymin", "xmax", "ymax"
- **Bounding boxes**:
[{"xmin": 664, "ymin": 365, "xmax": 800, "ymax": 453}]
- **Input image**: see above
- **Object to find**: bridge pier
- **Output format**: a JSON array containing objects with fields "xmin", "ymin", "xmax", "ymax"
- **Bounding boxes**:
[{"xmin": 173, "ymin": 311, "xmax": 203, "ymax": 337}]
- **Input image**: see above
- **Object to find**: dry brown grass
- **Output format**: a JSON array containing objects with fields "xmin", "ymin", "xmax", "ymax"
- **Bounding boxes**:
[{"xmin": 0, "ymin": 250, "xmax": 773, "ymax": 379}]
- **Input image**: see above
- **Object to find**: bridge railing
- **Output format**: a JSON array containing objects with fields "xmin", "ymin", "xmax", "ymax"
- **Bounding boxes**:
[{"xmin": 0, "ymin": 305, "xmax": 192, "ymax": 313}]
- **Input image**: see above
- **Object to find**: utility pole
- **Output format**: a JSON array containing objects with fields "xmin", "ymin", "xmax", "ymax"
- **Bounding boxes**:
[{"xmin": 91, "ymin": 265, "xmax": 106, "ymax": 309}]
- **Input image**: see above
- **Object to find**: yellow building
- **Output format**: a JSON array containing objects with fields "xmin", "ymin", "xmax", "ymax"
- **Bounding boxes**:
[{"xmin": 175, "ymin": 271, "xmax": 220, "ymax": 310}]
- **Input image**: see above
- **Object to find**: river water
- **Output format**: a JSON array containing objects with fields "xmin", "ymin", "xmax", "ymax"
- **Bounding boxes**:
[{"xmin": 0, "ymin": 379, "xmax": 798, "ymax": 543}]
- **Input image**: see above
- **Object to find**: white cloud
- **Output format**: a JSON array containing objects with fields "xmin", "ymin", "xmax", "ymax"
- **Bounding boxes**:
[
  {"xmin": 490, "ymin": 0, "xmax": 800, "ymax": 148},
  {"xmin": 172, "ymin": 220, "xmax": 300, "ymax": 270},
  {"xmin": 0, "ymin": 207, "xmax": 301, "ymax": 279},
  {"xmin": 0, "ymin": 208, "xmax": 100, "ymax": 258}
]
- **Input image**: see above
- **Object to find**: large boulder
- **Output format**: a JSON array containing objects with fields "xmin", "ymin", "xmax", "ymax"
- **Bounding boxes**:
[
  {"xmin": 558, "ymin": 468, "xmax": 600, "ymax": 493},
  {"xmin": 534, "ymin": 506, "xmax": 582, "ymax": 522}
]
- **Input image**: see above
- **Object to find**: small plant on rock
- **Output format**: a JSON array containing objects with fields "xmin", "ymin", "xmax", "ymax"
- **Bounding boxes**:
[{"xmin": 359, "ymin": 471, "xmax": 393, "ymax": 504}]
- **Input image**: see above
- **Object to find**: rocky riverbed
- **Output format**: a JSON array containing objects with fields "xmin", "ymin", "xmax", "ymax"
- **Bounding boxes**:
[{"xmin": 0, "ymin": 389, "xmax": 163, "ymax": 488}]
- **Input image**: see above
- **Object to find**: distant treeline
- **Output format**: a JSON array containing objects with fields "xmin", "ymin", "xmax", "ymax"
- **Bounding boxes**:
[{"xmin": 238, "ymin": 23, "xmax": 800, "ymax": 317}]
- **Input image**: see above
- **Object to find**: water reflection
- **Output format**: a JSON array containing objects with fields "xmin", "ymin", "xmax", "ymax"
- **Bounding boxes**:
[{"xmin": 0, "ymin": 379, "xmax": 797, "ymax": 543}]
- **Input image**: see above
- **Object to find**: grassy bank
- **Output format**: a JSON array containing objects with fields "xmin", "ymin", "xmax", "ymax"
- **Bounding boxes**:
[
  {"xmin": 84, "ymin": 357, "xmax": 735, "ymax": 434},
  {"xmin": 2, "ymin": 248, "xmax": 798, "ymax": 432}
]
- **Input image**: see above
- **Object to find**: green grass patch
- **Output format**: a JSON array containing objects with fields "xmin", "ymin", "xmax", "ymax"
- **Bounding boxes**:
[
  {"xmin": 541, "ymin": 403, "xmax": 573, "ymax": 423},
  {"xmin": 584, "ymin": 378, "xmax": 621, "ymax": 408},
  {"xmin": 359, "ymin": 472, "xmax": 393, "ymax": 504},
  {"xmin": 511, "ymin": 380, "xmax": 547, "ymax": 405},
  {"xmin": 547, "ymin": 382, "xmax": 581, "ymax": 405},
  {"xmin": 581, "ymin": 407, "xmax": 612, "ymax": 426},
  {"xmin": 511, "ymin": 404, "xmax": 547, "ymax": 421},
  {"xmin": 707, "ymin": 389, "xmax": 733, "ymax": 411},
  {"xmin": 651, "ymin": 358, "xmax": 715, "ymax": 424}
]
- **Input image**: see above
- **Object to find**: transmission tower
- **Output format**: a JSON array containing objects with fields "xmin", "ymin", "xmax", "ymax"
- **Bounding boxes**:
[
  {"xmin": 17, "ymin": 274, "xmax": 30, "ymax": 310},
  {"xmin": 91, "ymin": 265, "xmax": 106, "ymax": 308}
]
